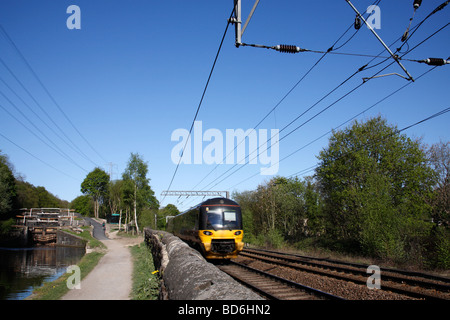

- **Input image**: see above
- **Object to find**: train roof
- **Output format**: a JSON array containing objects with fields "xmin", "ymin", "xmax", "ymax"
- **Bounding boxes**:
[
  {"xmin": 200, "ymin": 197, "xmax": 239, "ymax": 206},
  {"xmin": 176, "ymin": 197, "xmax": 240, "ymax": 216}
]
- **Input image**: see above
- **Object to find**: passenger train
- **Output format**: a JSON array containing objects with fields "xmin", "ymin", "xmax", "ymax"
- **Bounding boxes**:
[{"xmin": 167, "ymin": 197, "xmax": 244, "ymax": 259}]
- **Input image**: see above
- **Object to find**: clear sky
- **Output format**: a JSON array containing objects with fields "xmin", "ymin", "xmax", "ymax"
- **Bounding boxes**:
[{"xmin": 0, "ymin": 0, "xmax": 448, "ymax": 211}]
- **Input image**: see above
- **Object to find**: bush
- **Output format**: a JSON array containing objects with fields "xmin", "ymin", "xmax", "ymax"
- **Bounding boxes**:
[
  {"xmin": 0, "ymin": 218, "xmax": 15, "ymax": 235},
  {"xmin": 426, "ymin": 227, "xmax": 450, "ymax": 269},
  {"xmin": 252, "ymin": 229, "xmax": 285, "ymax": 249}
]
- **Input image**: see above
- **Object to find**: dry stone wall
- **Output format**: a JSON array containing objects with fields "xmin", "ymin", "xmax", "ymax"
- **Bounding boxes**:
[{"xmin": 144, "ymin": 228, "xmax": 262, "ymax": 300}]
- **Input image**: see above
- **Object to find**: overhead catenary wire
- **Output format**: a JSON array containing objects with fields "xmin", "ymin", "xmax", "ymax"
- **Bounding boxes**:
[
  {"xmin": 176, "ymin": 2, "xmax": 448, "ymax": 209},
  {"xmin": 187, "ymin": 4, "xmax": 375, "ymax": 191},
  {"xmin": 161, "ymin": 7, "xmax": 236, "ymax": 206},
  {"xmin": 239, "ymin": 1, "xmax": 449, "ymax": 69},
  {"xmin": 184, "ymin": 16, "xmax": 448, "ymax": 209},
  {"xmin": 228, "ymin": 64, "xmax": 443, "ymax": 190},
  {"xmin": 203, "ymin": 22, "xmax": 449, "ymax": 193},
  {"xmin": 287, "ymin": 106, "xmax": 450, "ymax": 182},
  {"xmin": 187, "ymin": 0, "xmax": 447, "ymax": 197},
  {"xmin": 180, "ymin": 6, "xmax": 379, "ymax": 209},
  {"xmin": 397, "ymin": 0, "xmax": 449, "ymax": 53}
]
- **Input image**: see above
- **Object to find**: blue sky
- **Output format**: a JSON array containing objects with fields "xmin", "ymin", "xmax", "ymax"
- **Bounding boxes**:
[{"xmin": 0, "ymin": 0, "xmax": 448, "ymax": 211}]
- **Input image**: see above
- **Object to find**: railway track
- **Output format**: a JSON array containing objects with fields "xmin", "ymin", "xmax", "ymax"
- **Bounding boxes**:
[
  {"xmin": 218, "ymin": 260, "xmax": 345, "ymax": 300},
  {"xmin": 236, "ymin": 248, "xmax": 450, "ymax": 300}
]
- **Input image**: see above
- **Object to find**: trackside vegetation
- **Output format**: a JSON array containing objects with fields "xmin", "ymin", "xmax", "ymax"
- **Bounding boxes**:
[
  {"xmin": 130, "ymin": 242, "xmax": 160, "ymax": 300},
  {"xmin": 234, "ymin": 117, "xmax": 449, "ymax": 270}
]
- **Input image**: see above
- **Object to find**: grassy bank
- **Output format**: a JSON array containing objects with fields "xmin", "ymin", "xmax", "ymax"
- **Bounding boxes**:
[
  {"xmin": 130, "ymin": 242, "xmax": 160, "ymax": 300},
  {"xmin": 28, "ymin": 227, "xmax": 107, "ymax": 300}
]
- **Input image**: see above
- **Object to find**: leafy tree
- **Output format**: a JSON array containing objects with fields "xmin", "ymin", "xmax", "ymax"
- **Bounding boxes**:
[
  {"xmin": 14, "ymin": 179, "xmax": 67, "ymax": 209},
  {"xmin": 157, "ymin": 204, "xmax": 179, "ymax": 230},
  {"xmin": 81, "ymin": 168, "xmax": 110, "ymax": 218},
  {"xmin": 315, "ymin": 116, "xmax": 435, "ymax": 260},
  {"xmin": 0, "ymin": 151, "xmax": 16, "ymax": 217},
  {"xmin": 426, "ymin": 140, "xmax": 450, "ymax": 268},
  {"xmin": 71, "ymin": 195, "xmax": 94, "ymax": 216},
  {"xmin": 109, "ymin": 179, "xmax": 123, "ymax": 215},
  {"xmin": 427, "ymin": 140, "xmax": 450, "ymax": 226},
  {"xmin": 122, "ymin": 153, "xmax": 158, "ymax": 233},
  {"xmin": 15, "ymin": 180, "xmax": 39, "ymax": 208},
  {"xmin": 233, "ymin": 176, "xmax": 323, "ymax": 246}
]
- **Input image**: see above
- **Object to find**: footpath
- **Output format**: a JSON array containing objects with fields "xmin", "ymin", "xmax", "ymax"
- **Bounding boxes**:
[{"xmin": 62, "ymin": 220, "xmax": 143, "ymax": 300}]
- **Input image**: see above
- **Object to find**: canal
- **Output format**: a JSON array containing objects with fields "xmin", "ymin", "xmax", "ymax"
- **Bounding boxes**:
[{"xmin": 0, "ymin": 245, "xmax": 85, "ymax": 300}]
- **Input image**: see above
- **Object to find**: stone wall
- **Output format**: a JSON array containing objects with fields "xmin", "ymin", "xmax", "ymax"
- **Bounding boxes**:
[
  {"xmin": 144, "ymin": 228, "xmax": 262, "ymax": 300},
  {"xmin": 56, "ymin": 230, "xmax": 87, "ymax": 248}
]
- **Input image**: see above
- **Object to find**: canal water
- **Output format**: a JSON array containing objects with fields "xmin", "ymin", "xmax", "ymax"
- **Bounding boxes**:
[{"xmin": 0, "ymin": 246, "xmax": 85, "ymax": 300}]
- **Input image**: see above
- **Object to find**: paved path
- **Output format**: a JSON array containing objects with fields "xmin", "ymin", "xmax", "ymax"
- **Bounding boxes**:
[{"xmin": 62, "ymin": 221, "xmax": 142, "ymax": 300}]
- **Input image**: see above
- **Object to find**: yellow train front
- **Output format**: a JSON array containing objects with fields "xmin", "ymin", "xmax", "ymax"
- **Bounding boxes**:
[{"xmin": 167, "ymin": 197, "xmax": 244, "ymax": 259}]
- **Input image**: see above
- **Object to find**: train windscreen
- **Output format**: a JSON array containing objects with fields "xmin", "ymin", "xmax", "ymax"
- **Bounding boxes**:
[{"xmin": 203, "ymin": 207, "xmax": 241, "ymax": 230}]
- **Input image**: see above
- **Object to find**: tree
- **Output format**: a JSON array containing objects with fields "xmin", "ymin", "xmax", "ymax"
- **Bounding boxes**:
[
  {"xmin": 109, "ymin": 180, "xmax": 125, "ymax": 230},
  {"xmin": 81, "ymin": 168, "xmax": 110, "ymax": 218},
  {"xmin": 426, "ymin": 140, "xmax": 450, "ymax": 268},
  {"xmin": 233, "ymin": 176, "xmax": 323, "ymax": 246},
  {"xmin": 157, "ymin": 204, "xmax": 179, "ymax": 230},
  {"xmin": 122, "ymin": 153, "xmax": 158, "ymax": 233},
  {"xmin": 315, "ymin": 116, "xmax": 435, "ymax": 260},
  {"xmin": 0, "ymin": 151, "xmax": 16, "ymax": 217},
  {"xmin": 71, "ymin": 195, "xmax": 94, "ymax": 216},
  {"xmin": 427, "ymin": 140, "xmax": 450, "ymax": 226}
]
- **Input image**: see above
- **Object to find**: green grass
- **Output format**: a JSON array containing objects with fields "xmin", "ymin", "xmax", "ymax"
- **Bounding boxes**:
[
  {"xmin": 130, "ymin": 243, "xmax": 160, "ymax": 300},
  {"xmin": 64, "ymin": 228, "xmax": 105, "ymax": 249}
]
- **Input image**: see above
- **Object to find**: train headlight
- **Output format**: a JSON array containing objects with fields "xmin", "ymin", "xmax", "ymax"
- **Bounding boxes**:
[
  {"xmin": 234, "ymin": 231, "xmax": 242, "ymax": 235},
  {"xmin": 203, "ymin": 231, "xmax": 213, "ymax": 236}
]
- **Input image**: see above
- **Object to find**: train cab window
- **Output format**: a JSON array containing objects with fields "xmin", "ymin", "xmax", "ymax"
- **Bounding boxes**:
[
  {"xmin": 223, "ymin": 211, "xmax": 238, "ymax": 229},
  {"xmin": 206, "ymin": 210, "xmax": 222, "ymax": 230},
  {"xmin": 204, "ymin": 207, "xmax": 241, "ymax": 230}
]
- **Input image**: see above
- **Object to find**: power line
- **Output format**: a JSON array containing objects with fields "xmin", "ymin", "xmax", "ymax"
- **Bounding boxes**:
[
  {"xmin": 0, "ymin": 74, "xmax": 98, "ymax": 168},
  {"xmin": 0, "ymin": 94, "xmax": 89, "ymax": 173},
  {"xmin": 290, "ymin": 106, "xmax": 450, "ymax": 180},
  {"xmin": 0, "ymin": 24, "xmax": 106, "ymax": 165},
  {"xmin": 0, "ymin": 55, "xmax": 101, "ymax": 168},
  {"xmin": 186, "ymin": 1, "xmax": 392, "ymax": 197},
  {"xmin": 0, "ymin": 130, "xmax": 78, "ymax": 180},
  {"xmin": 228, "ymin": 64, "xmax": 443, "ymax": 189},
  {"xmin": 161, "ymin": 7, "xmax": 236, "ymax": 206},
  {"xmin": 187, "ymin": 6, "xmax": 373, "ymax": 195},
  {"xmin": 204, "ymin": 23, "xmax": 449, "ymax": 191}
]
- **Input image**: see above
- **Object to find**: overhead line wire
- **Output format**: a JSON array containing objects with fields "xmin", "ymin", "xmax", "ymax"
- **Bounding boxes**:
[
  {"xmin": 0, "ymin": 24, "xmax": 106, "ymax": 165},
  {"xmin": 206, "ymin": 21, "xmax": 449, "ymax": 191},
  {"xmin": 161, "ymin": 7, "xmax": 235, "ymax": 206},
  {"xmin": 0, "ymin": 130, "xmax": 79, "ymax": 180},
  {"xmin": 0, "ymin": 55, "xmax": 101, "ymax": 168},
  {"xmin": 0, "ymin": 74, "xmax": 98, "ymax": 168},
  {"xmin": 228, "ymin": 64, "xmax": 442, "ymax": 189},
  {"xmin": 288, "ymin": 106, "xmax": 450, "ymax": 181},
  {"xmin": 0, "ymin": 91, "xmax": 89, "ymax": 173},
  {"xmin": 181, "ymin": 9, "xmax": 376, "ymax": 209},
  {"xmin": 187, "ymin": 5, "xmax": 375, "ymax": 196}
]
